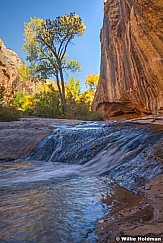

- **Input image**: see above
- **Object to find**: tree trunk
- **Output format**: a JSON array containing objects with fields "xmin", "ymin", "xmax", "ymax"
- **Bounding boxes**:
[
  {"xmin": 56, "ymin": 73, "xmax": 66, "ymax": 114},
  {"xmin": 59, "ymin": 67, "xmax": 66, "ymax": 113}
]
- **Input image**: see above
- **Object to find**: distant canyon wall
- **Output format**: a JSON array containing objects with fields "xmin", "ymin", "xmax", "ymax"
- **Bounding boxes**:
[
  {"xmin": 0, "ymin": 39, "xmax": 36, "ymax": 95},
  {"xmin": 93, "ymin": 0, "xmax": 163, "ymax": 119}
]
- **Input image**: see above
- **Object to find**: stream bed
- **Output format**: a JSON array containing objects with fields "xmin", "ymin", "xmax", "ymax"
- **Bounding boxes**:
[{"xmin": 0, "ymin": 122, "xmax": 163, "ymax": 242}]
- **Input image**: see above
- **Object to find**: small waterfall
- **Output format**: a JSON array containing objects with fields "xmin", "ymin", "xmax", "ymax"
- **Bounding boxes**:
[{"xmin": 25, "ymin": 121, "xmax": 163, "ymax": 190}]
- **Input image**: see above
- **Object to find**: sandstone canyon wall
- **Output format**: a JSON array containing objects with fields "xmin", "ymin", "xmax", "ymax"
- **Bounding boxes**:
[
  {"xmin": 93, "ymin": 0, "xmax": 163, "ymax": 119},
  {"xmin": 0, "ymin": 39, "xmax": 36, "ymax": 95}
]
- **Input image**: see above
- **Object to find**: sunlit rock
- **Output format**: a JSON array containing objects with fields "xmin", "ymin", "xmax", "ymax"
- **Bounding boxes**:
[
  {"xmin": 0, "ymin": 39, "xmax": 36, "ymax": 94},
  {"xmin": 93, "ymin": 0, "xmax": 163, "ymax": 119}
]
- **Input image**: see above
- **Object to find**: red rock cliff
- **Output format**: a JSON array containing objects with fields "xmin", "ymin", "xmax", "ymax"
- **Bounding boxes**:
[
  {"xmin": 93, "ymin": 0, "xmax": 163, "ymax": 119},
  {"xmin": 0, "ymin": 39, "xmax": 36, "ymax": 95}
]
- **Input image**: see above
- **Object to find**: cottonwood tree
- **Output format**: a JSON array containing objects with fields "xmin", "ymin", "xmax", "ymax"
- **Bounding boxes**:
[
  {"xmin": 82, "ymin": 74, "xmax": 100, "ymax": 104},
  {"xmin": 23, "ymin": 14, "xmax": 86, "ymax": 113},
  {"xmin": 85, "ymin": 74, "xmax": 99, "ymax": 91},
  {"xmin": 66, "ymin": 76, "xmax": 81, "ymax": 100}
]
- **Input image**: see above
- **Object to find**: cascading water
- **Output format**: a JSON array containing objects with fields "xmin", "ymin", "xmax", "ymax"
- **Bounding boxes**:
[{"xmin": 0, "ymin": 121, "xmax": 163, "ymax": 242}]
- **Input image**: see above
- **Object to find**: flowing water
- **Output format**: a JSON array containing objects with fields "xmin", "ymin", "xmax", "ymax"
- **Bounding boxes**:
[{"xmin": 0, "ymin": 122, "xmax": 163, "ymax": 242}]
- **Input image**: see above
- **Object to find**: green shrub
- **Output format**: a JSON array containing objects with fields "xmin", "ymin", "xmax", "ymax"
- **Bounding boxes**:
[
  {"xmin": 64, "ymin": 98, "xmax": 103, "ymax": 121},
  {"xmin": 85, "ymin": 111, "xmax": 103, "ymax": 121},
  {"xmin": 0, "ymin": 84, "xmax": 20, "ymax": 121},
  {"xmin": 34, "ymin": 89, "xmax": 61, "ymax": 118},
  {"xmin": 0, "ymin": 85, "xmax": 6, "ymax": 104},
  {"xmin": 0, "ymin": 105, "xmax": 20, "ymax": 121},
  {"xmin": 14, "ymin": 92, "xmax": 35, "ymax": 115}
]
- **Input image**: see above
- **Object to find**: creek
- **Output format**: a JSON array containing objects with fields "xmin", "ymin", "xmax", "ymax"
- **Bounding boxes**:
[{"xmin": 0, "ymin": 121, "xmax": 163, "ymax": 242}]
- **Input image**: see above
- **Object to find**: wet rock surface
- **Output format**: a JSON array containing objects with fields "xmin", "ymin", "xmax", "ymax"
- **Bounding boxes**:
[
  {"xmin": 96, "ymin": 117, "xmax": 163, "ymax": 242},
  {"xmin": 97, "ymin": 175, "xmax": 163, "ymax": 242}
]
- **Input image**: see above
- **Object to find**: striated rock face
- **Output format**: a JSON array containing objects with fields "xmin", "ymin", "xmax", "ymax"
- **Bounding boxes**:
[
  {"xmin": 0, "ymin": 39, "xmax": 35, "ymax": 95},
  {"xmin": 0, "ymin": 39, "xmax": 22, "ymax": 92},
  {"xmin": 93, "ymin": 0, "xmax": 163, "ymax": 119}
]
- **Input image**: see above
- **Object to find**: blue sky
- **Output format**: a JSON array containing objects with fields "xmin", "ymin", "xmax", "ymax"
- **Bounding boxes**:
[{"xmin": 0, "ymin": 0, "xmax": 103, "ymax": 90}]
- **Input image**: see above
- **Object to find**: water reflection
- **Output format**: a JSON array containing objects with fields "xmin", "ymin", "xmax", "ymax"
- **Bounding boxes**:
[{"xmin": 0, "ymin": 175, "xmax": 111, "ymax": 242}]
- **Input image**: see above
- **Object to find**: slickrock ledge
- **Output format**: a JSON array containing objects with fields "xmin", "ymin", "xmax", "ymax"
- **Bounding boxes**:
[
  {"xmin": 0, "ymin": 116, "xmax": 162, "ymax": 161},
  {"xmin": 0, "ymin": 118, "xmax": 83, "ymax": 161},
  {"xmin": 93, "ymin": 0, "xmax": 163, "ymax": 119}
]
